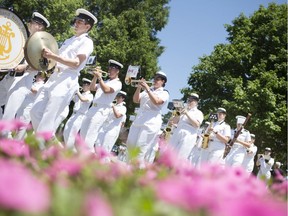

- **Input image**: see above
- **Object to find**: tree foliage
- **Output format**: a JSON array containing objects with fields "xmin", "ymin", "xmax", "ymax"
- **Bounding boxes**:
[{"xmin": 182, "ymin": 3, "xmax": 287, "ymax": 163}]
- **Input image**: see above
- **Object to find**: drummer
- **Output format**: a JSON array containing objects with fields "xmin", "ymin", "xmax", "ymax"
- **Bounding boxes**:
[
  {"xmin": 30, "ymin": 8, "xmax": 97, "ymax": 149},
  {"xmin": 0, "ymin": 12, "xmax": 50, "ymax": 122}
]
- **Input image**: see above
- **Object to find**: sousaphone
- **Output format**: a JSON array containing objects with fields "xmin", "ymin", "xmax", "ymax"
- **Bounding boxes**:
[{"xmin": 24, "ymin": 31, "xmax": 58, "ymax": 71}]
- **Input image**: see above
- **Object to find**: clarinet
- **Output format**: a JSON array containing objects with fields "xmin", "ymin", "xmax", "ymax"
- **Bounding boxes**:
[{"xmin": 223, "ymin": 113, "xmax": 252, "ymax": 159}]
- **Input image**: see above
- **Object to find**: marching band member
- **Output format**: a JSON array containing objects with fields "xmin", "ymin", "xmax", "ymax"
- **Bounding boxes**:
[
  {"xmin": 256, "ymin": 147, "xmax": 274, "ymax": 184},
  {"xmin": 126, "ymin": 71, "xmax": 169, "ymax": 165},
  {"xmin": 63, "ymin": 78, "xmax": 93, "ymax": 151},
  {"xmin": 30, "ymin": 8, "xmax": 97, "ymax": 149},
  {"xmin": 95, "ymin": 91, "xmax": 127, "ymax": 153},
  {"xmin": 0, "ymin": 12, "xmax": 50, "ymax": 122},
  {"xmin": 169, "ymin": 93, "xmax": 204, "ymax": 161},
  {"xmin": 80, "ymin": 60, "xmax": 123, "ymax": 152},
  {"xmin": 225, "ymin": 115, "xmax": 252, "ymax": 167},
  {"xmin": 14, "ymin": 72, "xmax": 46, "ymax": 140},
  {"xmin": 198, "ymin": 108, "xmax": 231, "ymax": 166},
  {"xmin": 242, "ymin": 133, "xmax": 258, "ymax": 174}
]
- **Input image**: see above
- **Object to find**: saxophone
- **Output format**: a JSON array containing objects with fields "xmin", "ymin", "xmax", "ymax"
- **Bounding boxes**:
[
  {"xmin": 201, "ymin": 123, "xmax": 212, "ymax": 149},
  {"xmin": 163, "ymin": 109, "xmax": 181, "ymax": 140},
  {"xmin": 201, "ymin": 114, "xmax": 217, "ymax": 149}
]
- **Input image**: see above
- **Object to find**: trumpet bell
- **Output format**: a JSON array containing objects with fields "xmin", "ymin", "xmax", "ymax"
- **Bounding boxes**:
[{"xmin": 24, "ymin": 31, "xmax": 59, "ymax": 71}]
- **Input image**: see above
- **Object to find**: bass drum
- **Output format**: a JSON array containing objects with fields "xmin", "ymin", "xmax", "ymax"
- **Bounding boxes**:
[{"xmin": 0, "ymin": 7, "xmax": 28, "ymax": 70}]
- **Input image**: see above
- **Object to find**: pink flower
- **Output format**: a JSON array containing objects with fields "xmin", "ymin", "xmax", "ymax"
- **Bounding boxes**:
[
  {"xmin": 94, "ymin": 146, "xmax": 114, "ymax": 162},
  {"xmin": 36, "ymin": 131, "xmax": 54, "ymax": 141},
  {"xmin": 0, "ymin": 119, "xmax": 28, "ymax": 132},
  {"xmin": 216, "ymin": 195, "xmax": 287, "ymax": 216},
  {"xmin": 0, "ymin": 159, "xmax": 50, "ymax": 213},
  {"xmin": 155, "ymin": 144, "xmax": 179, "ymax": 168},
  {"xmin": 84, "ymin": 192, "xmax": 113, "ymax": 216},
  {"xmin": 45, "ymin": 158, "xmax": 83, "ymax": 179},
  {"xmin": 41, "ymin": 145, "xmax": 62, "ymax": 160},
  {"xmin": 0, "ymin": 139, "xmax": 30, "ymax": 158}
]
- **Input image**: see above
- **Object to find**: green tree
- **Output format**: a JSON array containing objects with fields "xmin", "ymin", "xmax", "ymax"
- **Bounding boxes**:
[{"xmin": 182, "ymin": 3, "xmax": 287, "ymax": 164}]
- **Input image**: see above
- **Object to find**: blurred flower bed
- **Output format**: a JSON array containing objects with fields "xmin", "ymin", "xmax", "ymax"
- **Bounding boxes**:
[{"xmin": 0, "ymin": 120, "xmax": 287, "ymax": 216}]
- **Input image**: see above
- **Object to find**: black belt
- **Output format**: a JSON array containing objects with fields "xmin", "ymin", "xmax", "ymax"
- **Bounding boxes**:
[
  {"xmin": 9, "ymin": 71, "xmax": 24, "ymax": 77},
  {"xmin": 0, "ymin": 70, "xmax": 24, "ymax": 82}
]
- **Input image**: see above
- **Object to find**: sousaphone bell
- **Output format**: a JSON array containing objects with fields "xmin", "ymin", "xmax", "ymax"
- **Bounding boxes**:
[{"xmin": 24, "ymin": 31, "xmax": 58, "ymax": 71}]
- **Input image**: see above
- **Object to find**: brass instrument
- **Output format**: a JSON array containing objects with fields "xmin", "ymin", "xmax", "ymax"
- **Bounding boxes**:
[
  {"xmin": 201, "ymin": 114, "xmax": 218, "ymax": 149},
  {"xmin": 201, "ymin": 123, "xmax": 212, "ymax": 149},
  {"xmin": 86, "ymin": 66, "xmax": 108, "ymax": 78},
  {"xmin": 24, "ymin": 31, "xmax": 59, "ymax": 71},
  {"xmin": 125, "ymin": 76, "xmax": 153, "ymax": 87},
  {"xmin": 163, "ymin": 108, "xmax": 182, "ymax": 141}
]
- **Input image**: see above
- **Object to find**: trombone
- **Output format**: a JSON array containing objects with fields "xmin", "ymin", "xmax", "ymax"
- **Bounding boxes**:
[
  {"xmin": 85, "ymin": 66, "xmax": 109, "ymax": 78},
  {"xmin": 125, "ymin": 76, "xmax": 153, "ymax": 87}
]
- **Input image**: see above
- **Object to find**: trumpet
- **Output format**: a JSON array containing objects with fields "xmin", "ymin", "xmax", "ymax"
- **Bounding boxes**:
[
  {"xmin": 85, "ymin": 66, "xmax": 109, "ymax": 78},
  {"xmin": 125, "ymin": 76, "xmax": 153, "ymax": 87}
]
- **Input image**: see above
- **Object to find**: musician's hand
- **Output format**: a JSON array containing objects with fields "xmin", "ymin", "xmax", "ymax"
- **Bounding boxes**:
[
  {"xmin": 14, "ymin": 64, "xmax": 27, "ymax": 72},
  {"xmin": 31, "ymin": 87, "xmax": 37, "ymax": 94},
  {"xmin": 42, "ymin": 48, "xmax": 54, "ymax": 59},
  {"xmin": 139, "ymin": 78, "xmax": 149, "ymax": 90},
  {"xmin": 208, "ymin": 127, "xmax": 214, "ymax": 132},
  {"xmin": 93, "ymin": 71, "xmax": 102, "ymax": 79}
]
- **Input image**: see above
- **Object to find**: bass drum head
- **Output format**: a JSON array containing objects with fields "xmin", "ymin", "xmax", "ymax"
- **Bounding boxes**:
[{"xmin": 0, "ymin": 8, "xmax": 28, "ymax": 70}]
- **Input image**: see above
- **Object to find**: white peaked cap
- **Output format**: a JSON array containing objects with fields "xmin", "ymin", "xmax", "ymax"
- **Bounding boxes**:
[
  {"xmin": 217, "ymin": 107, "xmax": 227, "ymax": 113},
  {"xmin": 236, "ymin": 115, "xmax": 246, "ymax": 124},
  {"xmin": 82, "ymin": 78, "xmax": 91, "ymax": 83},
  {"xmin": 76, "ymin": 8, "xmax": 97, "ymax": 25},
  {"xmin": 119, "ymin": 91, "xmax": 127, "ymax": 96},
  {"xmin": 32, "ymin": 12, "xmax": 50, "ymax": 28},
  {"xmin": 108, "ymin": 59, "xmax": 123, "ymax": 69}
]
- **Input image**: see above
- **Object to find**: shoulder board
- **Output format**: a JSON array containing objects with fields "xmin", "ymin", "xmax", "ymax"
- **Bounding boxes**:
[{"xmin": 164, "ymin": 89, "xmax": 169, "ymax": 93}]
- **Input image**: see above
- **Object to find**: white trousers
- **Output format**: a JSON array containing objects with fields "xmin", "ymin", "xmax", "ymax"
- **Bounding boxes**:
[
  {"xmin": 80, "ymin": 106, "xmax": 110, "ymax": 152},
  {"xmin": 225, "ymin": 145, "xmax": 246, "ymax": 167},
  {"xmin": 169, "ymin": 126, "xmax": 198, "ymax": 160},
  {"xmin": 63, "ymin": 112, "xmax": 85, "ymax": 149},
  {"xmin": 127, "ymin": 120, "xmax": 161, "ymax": 163},
  {"xmin": 0, "ymin": 75, "xmax": 17, "ymax": 107},
  {"xmin": 30, "ymin": 78, "xmax": 77, "ymax": 135},
  {"xmin": 96, "ymin": 125, "xmax": 122, "ymax": 153}
]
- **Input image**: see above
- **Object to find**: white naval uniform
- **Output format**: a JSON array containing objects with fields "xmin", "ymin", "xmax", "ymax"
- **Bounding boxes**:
[
  {"xmin": 225, "ymin": 129, "xmax": 251, "ymax": 167},
  {"xmin": 126, "ymin": 87, "xmax": 169, "ymax": 163},
  {"xmin": 2, "ymin": 69, "xmax": 38, "ymax": 122},
  {"xmin": 95, "ymin": 102, "xmax": 127, "ymax": 152},
  {"xmin": 169, "ymin": 107, "xmax": 204, "ymax": 161},
  {"xmin": 15, "ymin": 80, "xmax": 45, "ymax": 140},
  {"xmin": 242, "ymin": 144, "xmax": 257, "ymax": 173},
  {"xmin": 199, "ymin": 120, "xmax": 231, "ymax": 165},
  {"xmin": 0, "ymin": 72, "xmax": 25, "ymax": 118},
  {"xmin": 188, "ymin": 128, "xmax": 204, "ymax": 166},
  {"xmin": 257, "ymin": 156, "xmax": 274, "ymax": 182},
  {"xmin": 30, "ymin": 33, "xmax": 93, "ymax": 141},
  {"xmin": 80, "ymin": 78, "xmax": 122, "ymax": 151},
  {"xmin": 63, "ymin": 91, "xmax": 93, "ymax": 150}
]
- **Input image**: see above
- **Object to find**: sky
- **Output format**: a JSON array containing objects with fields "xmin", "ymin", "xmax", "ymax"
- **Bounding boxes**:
[{"xmin": 157, "ymin": 0, "xmax": 286, "ymax": 114}]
